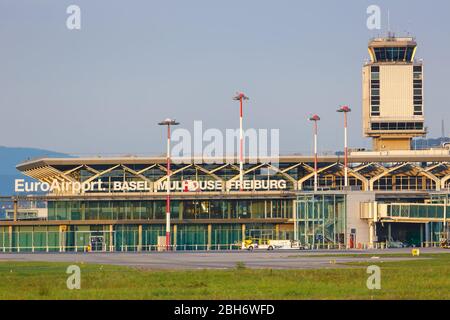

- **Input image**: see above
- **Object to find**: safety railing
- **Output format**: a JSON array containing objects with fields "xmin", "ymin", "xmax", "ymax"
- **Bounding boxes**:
[
  {"xmin": 1, "ymin": 245, "xmax": 113, "ymax": 253},
  {"xmin": 0, "ymin": 243, "xmax": 241, "ymax": 253},
  {"xmin": 2, "ymin": 241, "xmax": 441, "ymax": 253},
  {"xmin": 296, "ymin": 242, "xmax": 388, "ymax": 250},
  {"xmin": 421, "ymin": 241, "xmax": 442, "ymax": 248}
]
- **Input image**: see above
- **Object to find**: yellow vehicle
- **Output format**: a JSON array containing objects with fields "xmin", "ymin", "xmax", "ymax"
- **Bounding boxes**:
[{"xmin": 241, "ymin": 238, "xmax": 271, "ymax": 251}]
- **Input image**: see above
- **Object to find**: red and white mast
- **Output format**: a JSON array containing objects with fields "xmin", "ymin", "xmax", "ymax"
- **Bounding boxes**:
[
  {"xmin": 337, "ymin": 105, "xmax": 351, "ymax": 188},
  {"xmin": 309, "ymin": 114, "xmax": 320, "ymax": 192},
  {"xmin": 233, "ymin": 92, "xmax": 249, "ymax": 191},
  {"xmin": 158, "ymin": 118, "xmax": 179, "ymax": 250}
]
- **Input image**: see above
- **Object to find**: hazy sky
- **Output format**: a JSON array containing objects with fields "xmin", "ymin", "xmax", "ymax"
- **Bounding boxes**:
[{"xmin": 1, "ymin": 0, "xmax": 449, "ymax": 156}]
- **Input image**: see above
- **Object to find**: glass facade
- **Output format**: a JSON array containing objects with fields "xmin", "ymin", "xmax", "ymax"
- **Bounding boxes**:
[
  {"xmin": 47, "ymin": 199, "xmax": 293, "ymax": 221},
  {"xmin": 373, "ymin": 46, "xmax": 415, "ymax": 62},
  {"xmin": 0, "ymin": 224, "xmax": 277, "ymax": 252},
  {"xmin": 4, "ymin": 191, "xmax": 450, "ymax": 252},
  {"xmin": 1, "ymin": 196, "xmax": 294, "ymax": 252},
  {"xmin": 1, "ymin": 225, "xmax": 63, "ymax": 252},
  {"xmin": 295, "ymin": 194, "xmax": 346, "ymax": 246},
  {"xmin": 387, "ymin": 204, "xmax": 447, "ymax": 219},
  {"xmin": 373, "ymin": 175, "xmax": 435, "ymax": 191},
  {"xmin": 430, "ymin": 194, "xmax": 450, "ymax": 203}
]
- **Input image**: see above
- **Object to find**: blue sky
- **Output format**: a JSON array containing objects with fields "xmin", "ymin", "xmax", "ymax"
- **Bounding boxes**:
[{"xmin": 0, "ymin": 0, "xmax": 449, "ymax": 155}]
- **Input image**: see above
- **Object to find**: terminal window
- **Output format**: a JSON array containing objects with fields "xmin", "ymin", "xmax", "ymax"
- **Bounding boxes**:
[{"xmin": 370, "ymin": 67, "xmax": 380, "ymax": 116}]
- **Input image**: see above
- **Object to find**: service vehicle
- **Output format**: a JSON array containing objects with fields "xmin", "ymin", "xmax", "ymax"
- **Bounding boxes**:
[{"xmin": 241, "ymin": 239, "xmax": 309, "ymax": 251}]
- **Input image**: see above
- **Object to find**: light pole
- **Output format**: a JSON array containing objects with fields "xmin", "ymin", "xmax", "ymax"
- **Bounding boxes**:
[
  {"xmin": 309, "ymin": 114, "xmax": 320, "ymax": 192},
  {"xmin": 158, "ymin": 118, "xmax": 180, "ymax": 250},
  {"xmin": 233, "ymin": 92, "xmax": 249, "ymax": 191},
  {"xmin": 337, "ymin": 105, "xmax": 351, "ymax": 188}
]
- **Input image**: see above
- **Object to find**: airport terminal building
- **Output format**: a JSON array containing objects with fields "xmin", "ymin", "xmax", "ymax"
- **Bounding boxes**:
[
  {"xmin": 0, "ymin": 151, "xmax": 448, "ymax": 252},
  {"xmin": 0, "ymin": 35, "xmax": 449, "ymax": 252}
]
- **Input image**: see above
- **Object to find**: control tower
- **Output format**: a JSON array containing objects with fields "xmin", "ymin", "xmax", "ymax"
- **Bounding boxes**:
[{"xmin": 362, "ymin": 34, "xmax": 426, "ymax": 151}]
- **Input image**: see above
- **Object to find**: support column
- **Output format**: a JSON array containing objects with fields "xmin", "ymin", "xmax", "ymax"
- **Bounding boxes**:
[
  {"xmin": 436, "ymin": 178, "xmax": 441, "ymax": 191},
  {"xmin": 420, "ymin": 223, "xmax": 424, "ymax": 247},
  {"xmin": 430, "ymin": 222, "xmax": 434, "ymax": 245},
  {"xmin": 31, "ymin": 227, "xmax": 34, "ymax": 253},
  {"xmin": 444, "ymin": 199, "xmax": 447, "ymax": 235},
  {"xmin": 275, "ymin": 225, "xmax": 279, "ymax": 240},
  {"xmin": 8, "ymin": 225, "xmax": 13, "ymax": 252},
  {"xmin": 293, "ymin": 200, "xmax": 298, "ymax": 241},
  {"xmin": 46, "ymin": 227, "xmax": 49, "ymax": 252},
  {"xmin": 138, "ymin": 225, "xmax": 142, "ymax": 252},
  {"xmin": 59, "ymin": 225, "xmax": 66, "ymax": 252},
  {"xmin": 207, "ymin": 224, "xmax": 212, "ymax": 250},
  {"xmin": 13, "ymin": 200, "xmax": 18, "ymax": 222},
  {"xmin": 173, "ymin": 224, "xmax": 177, "ymax": 251},
  {"xmin": 387, "ymin": 223, "xmax": 391, "ymax": 245},
  {"xmin": 241, "ymin": 224, "xmax": 246, "ymax": 242},
  {"xmin": 369, "ymin": 222, "xmax": 375, "ymax": 249},
  {"xmin": 109, "ymin": 225, "xmax": 114, "ymax": 252},
  {"xmin": 425, "ymin": 223, "xmax": 430, "ymax": 247}
]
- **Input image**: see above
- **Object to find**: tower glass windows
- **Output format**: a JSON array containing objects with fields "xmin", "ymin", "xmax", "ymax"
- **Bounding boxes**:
[
  {"xmin": 413, "ymin": 65, "xmax": 423, "ymax": 116},
  {"xmin": 370, "ymin": 66, "xmax": 380, "ymax": 116},
  {"xmin": 373, "ymin": 46, "xmax": 415, "ymax": 62}
]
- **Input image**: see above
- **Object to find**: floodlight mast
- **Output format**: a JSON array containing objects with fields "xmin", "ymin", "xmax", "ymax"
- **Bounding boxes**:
[
  {"xmin": 158, "ymin": 118, "xmax": 180, "ymax": 250},
  {"xmin": 337, "ymin": 105, "xmax": 351, "ymax": 188},
  {"xmin": 233, "ymin": 92, "xmax": 249, "ymax": 191},
  {"xmin": 308, "ymin": 114, "xmax": 321, "ymax": 192}
]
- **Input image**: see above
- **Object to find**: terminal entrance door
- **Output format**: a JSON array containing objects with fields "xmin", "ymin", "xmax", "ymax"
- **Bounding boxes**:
[{"xmin": 90, "ymin": 235, "xmax": 105, "ymax": 252}]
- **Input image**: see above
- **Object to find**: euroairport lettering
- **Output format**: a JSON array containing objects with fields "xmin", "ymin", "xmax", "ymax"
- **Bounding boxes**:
[
  {"xmin": 14, "ymin": 178, "xmax": 287, "ymax": 193},
  {"xmin": 15, "ymin": 179, "xmax": 103, "ymax": 193}
]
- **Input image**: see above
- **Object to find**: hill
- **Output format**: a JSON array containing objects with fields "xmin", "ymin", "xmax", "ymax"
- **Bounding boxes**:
[{"xmin": 0, "ymin": 146, "xmax": 69, "ymax": 195}]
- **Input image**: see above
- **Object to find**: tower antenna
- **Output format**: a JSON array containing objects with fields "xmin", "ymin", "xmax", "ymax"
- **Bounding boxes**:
[
  {"xmin": 388, "ymin": 10, "xmax": 390, "ymax": 32},
  {"xmin": 387, "ymin": 9, "xmax": 391, "ymax": 36}
]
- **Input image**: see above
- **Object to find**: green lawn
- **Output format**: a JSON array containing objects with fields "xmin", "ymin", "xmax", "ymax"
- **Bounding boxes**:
[{"xmin": 0, "ymin": 253, "xmax": 449, "ymax": 300}]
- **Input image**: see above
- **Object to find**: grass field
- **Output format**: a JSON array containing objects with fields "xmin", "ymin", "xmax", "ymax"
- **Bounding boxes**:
[{"xmin": 0, "ymin": 253, "xmax": 449, "ymax": 300}]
